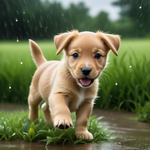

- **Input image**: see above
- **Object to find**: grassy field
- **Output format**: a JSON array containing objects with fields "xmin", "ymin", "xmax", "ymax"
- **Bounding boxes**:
[{"xmin": 0, "ymin": 39, "xmax": 150, "ymax": 122}]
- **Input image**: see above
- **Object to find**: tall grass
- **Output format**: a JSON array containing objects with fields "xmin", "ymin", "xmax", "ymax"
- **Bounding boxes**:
[
  {"xmin": 97, "ymin": 51, "xmax": 150, "ymax": 112},
  {"xmin": 0, "ymin": 40, "xmax": 150, "ymax": 122}
]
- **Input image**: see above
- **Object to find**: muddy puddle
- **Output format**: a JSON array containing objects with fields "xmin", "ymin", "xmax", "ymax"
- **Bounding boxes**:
[{"xmin": 0, "ymin": 104, "xmax": 150, "ymax": 150}]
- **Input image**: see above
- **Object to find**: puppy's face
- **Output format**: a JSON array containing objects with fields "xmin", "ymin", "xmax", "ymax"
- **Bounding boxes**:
[{"xmin": 55, "ymin": 31, "xmax": 120, "ymax": 88}]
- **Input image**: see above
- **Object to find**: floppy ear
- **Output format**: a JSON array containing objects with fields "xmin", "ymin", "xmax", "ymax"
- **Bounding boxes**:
[
  {"xmin": 97, "ymin": 31, "xmax": 120, "ymax": 56},
  {"xmin": 54, "ymin": 30, "xmax": 79, "ymax": 55}
]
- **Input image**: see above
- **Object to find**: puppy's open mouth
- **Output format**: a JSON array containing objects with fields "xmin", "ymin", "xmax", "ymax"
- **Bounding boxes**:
[{"xmin": 78, "ymin": 78, "xmax": 94, "ymax": 87}]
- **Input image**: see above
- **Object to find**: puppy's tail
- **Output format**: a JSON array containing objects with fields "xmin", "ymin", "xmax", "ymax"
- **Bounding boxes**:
[{"xmin": 29, "ymin": 39, "xmax": 47, "ymax": 67}]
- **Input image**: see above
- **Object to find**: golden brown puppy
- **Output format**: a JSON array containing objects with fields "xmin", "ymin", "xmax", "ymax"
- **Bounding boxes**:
[{"xmin": 28, "ymin": 30, "xmax": 120, "ymax": 139}]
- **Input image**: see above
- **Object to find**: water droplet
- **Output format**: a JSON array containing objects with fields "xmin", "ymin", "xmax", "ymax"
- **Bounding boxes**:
[
  {"xmin": 27, "ymin": 20, "xmax": 29, "ymax": 23},
  {"xmin": 16, "ymin": 37, "xmax": 19, "ymax": 42},
  {"xmin": 139, "ymin": 6, "xmax": 142, "ymax": 9},
  {"xmin": 110, "ymin": 95, "xmax": 112, "ymax": 97},
  {"xmin": 20, "ymin": 62, "xmax": 23, "ymax": 64},
  {"xmin": 12, "ymin": 133, "xmax": 16, "ymax": 136},
  {"xmin": 129, "ymin": 65, "xmax": 132, "ymax": 68},
  {"xmin": 118, "ymin": 142, "xmax": 121, "ymax": 144},
  {"xmin": 16, "ymin": 18, "xmax": 18, "ymax": 22},
  {"xmin": 9, "ymin": 86, "xmax": 11, "ymax": 89},
  {"xmin": 23, "ymin": 11, "xmax": 26, "ymax": 14},
  {"xmin": 115, "ymin": 83, "xmax": 118, "ymax": 85}
]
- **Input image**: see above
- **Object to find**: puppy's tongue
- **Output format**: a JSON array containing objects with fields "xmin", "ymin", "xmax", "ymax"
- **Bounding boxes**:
[{"xmin": 80, "ymin": 78, "xmax": 91, "ymax": 86}]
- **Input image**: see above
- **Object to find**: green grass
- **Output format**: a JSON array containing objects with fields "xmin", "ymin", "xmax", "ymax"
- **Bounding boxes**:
[
  {"xmin": 0, "ymin": 39, "xmax": 150, "ymax": 122},
  {"xmin": 0, "ymin": 110, "xmax": 112, "ymax": 144}
]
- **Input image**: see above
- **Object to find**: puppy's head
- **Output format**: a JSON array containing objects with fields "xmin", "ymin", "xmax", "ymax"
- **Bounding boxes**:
[{"xmin": 54, "ymin": 30, "xmax": 120, "ymax": 88}]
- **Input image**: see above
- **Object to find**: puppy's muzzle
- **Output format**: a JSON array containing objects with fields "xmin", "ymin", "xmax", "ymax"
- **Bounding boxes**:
[
  {"xmin": 78, "ymin": 67, "xmax": 94, "ymax": 87},
  {"xmin": 81, "ymin": 67, "xmax": 91, "ymax": 76}
]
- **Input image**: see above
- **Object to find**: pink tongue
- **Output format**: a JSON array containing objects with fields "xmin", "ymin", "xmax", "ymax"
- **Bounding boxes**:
[{"xmin": 80, "ymin": 78, "xmax": 91, "ymax": 86}]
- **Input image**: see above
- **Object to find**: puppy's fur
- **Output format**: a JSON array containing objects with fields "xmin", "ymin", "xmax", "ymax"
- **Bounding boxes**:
[{"xmin": 28, "ymin": 30, "xmax": 120, "ymax": 139}]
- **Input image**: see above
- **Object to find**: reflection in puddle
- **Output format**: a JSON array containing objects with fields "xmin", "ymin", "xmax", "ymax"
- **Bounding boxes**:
[{"xmin": 0, "ymin": 141, "xmax": 93, "ymax": 150}]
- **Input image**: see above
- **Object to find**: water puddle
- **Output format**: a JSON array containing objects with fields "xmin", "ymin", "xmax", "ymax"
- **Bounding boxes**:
[{"xmin": 0, "ymin": 105, "xmax": 150, "ymax": 150}]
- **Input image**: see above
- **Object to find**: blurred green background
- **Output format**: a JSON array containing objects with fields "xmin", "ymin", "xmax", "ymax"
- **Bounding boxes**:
[{"xmin": 0, "ymin": 0, "xmax": 150, "ymax": 122}]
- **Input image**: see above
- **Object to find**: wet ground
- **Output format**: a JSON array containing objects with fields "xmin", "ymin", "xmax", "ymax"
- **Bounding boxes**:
[{"xmin": 0, "ymin": 104, "xmax": 150, "ymax": 150}]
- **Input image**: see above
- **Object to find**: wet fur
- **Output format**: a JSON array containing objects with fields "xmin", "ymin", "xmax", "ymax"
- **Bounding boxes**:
[{"xmin": 28, "ymin": 30, "xmax": 120, "ymax": 139}]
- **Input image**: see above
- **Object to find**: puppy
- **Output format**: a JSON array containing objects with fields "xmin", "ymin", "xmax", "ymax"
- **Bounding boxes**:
[{"xmin": 28, "ymin": 30, "xmax": 120, "ymax": 139}]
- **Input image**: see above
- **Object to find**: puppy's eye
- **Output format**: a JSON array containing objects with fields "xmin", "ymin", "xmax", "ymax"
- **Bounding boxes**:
[
  {"xmin": 94, "ymin": 53, "xmax": 101, "ymax": 59},
  {"xmin": 72, "ymin": 53, "xmax": 79, "ymax": 59}
]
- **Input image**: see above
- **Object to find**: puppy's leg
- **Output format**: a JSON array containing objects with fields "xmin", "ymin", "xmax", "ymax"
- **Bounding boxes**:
[
  {"xmin": 75, "ymin": 101, "xmax": 93, "ymax": 139},
  {"xmin": 49, "ymin": 94, "xmax": 72, "ymax": 129},
  {"xmin": 42, "ymin": 102, "xmax": 53, "ymax": 124},
  {"xmin": 28, "ymin": 89, "xmax": 42, "ymax": 122}
]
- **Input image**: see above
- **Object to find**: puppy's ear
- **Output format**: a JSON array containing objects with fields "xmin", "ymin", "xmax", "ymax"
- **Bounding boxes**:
[
  {"xmin": 97, "ymin": 32, "xmax": 120, "ymax": 56},
  {"xmin": 54, "ymin": 30, "xmax": 79, "ymax": 55}
]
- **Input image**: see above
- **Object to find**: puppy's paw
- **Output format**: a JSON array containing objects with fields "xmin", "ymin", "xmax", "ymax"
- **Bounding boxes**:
[
  {"xmin": 76, "ymin": 131, "xmax": 93, "ymax": 139},
  {"xmin": 54, "ymin": 116, "xmax": 73, "ymax": 130}
]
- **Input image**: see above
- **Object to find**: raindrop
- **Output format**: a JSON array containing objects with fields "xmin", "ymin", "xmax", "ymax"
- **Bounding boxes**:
[
  {"xmin": 27, "ymin": 20, "xmax": 29, "ymax": 23},
  {"xmin": 20, "ymin": 62, "xmax": 23, "ymax": 65},
  {"xmin": 139, "ymin": 6, "xmax": 142, "ymax": 9},
  {"xmin": 16, "ymin": 18, "xmax": 18, "ymax": 22},
  {"xmin": 16, "ymin": 37, "xmax": 19, "ymax": 42},
  {"xmin": 110, "ymin": 95, "xmax": 112, "ymax": 97},
  {"xmin": 12, "ymin": 133, "xmax": 16, "ymax": 136},
  {"xmin": 23, "ymin": 11, "xmax": 26, "ymax": 14},
  {"xmin": 115, "ymin": 83, "xmax": 118, "ymax": 85},
  {"xmin": 9, "ymin": 86, "xmax": 11, "ymax": 89},
  {"xmin": 118, "ymin": 142, "xmax": 121, "ymax": 144},
  {"xmin": 129, "ymin": 65, "xmax": 132, "ymax": 68}
]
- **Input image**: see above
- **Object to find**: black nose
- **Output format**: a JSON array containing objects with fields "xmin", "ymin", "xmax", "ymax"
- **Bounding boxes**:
[{"xmin": 81, "ymin": 67, "xmax": 91, "ymax": 76}]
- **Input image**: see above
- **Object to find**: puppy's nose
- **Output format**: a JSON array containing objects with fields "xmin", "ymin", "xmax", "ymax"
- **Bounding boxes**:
[{"xmin": 81, "ymin": 67, "xmax": 91, "ymax": 76}]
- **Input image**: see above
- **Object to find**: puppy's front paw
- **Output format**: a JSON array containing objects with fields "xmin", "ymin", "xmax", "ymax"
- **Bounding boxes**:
[
  {"xmin": 76, "ymin": 131, "xmax": 93, "ymax": 139},
  {"xmin": 54, "ymin": 116, "xmax": 73, "ymax": 130}
]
